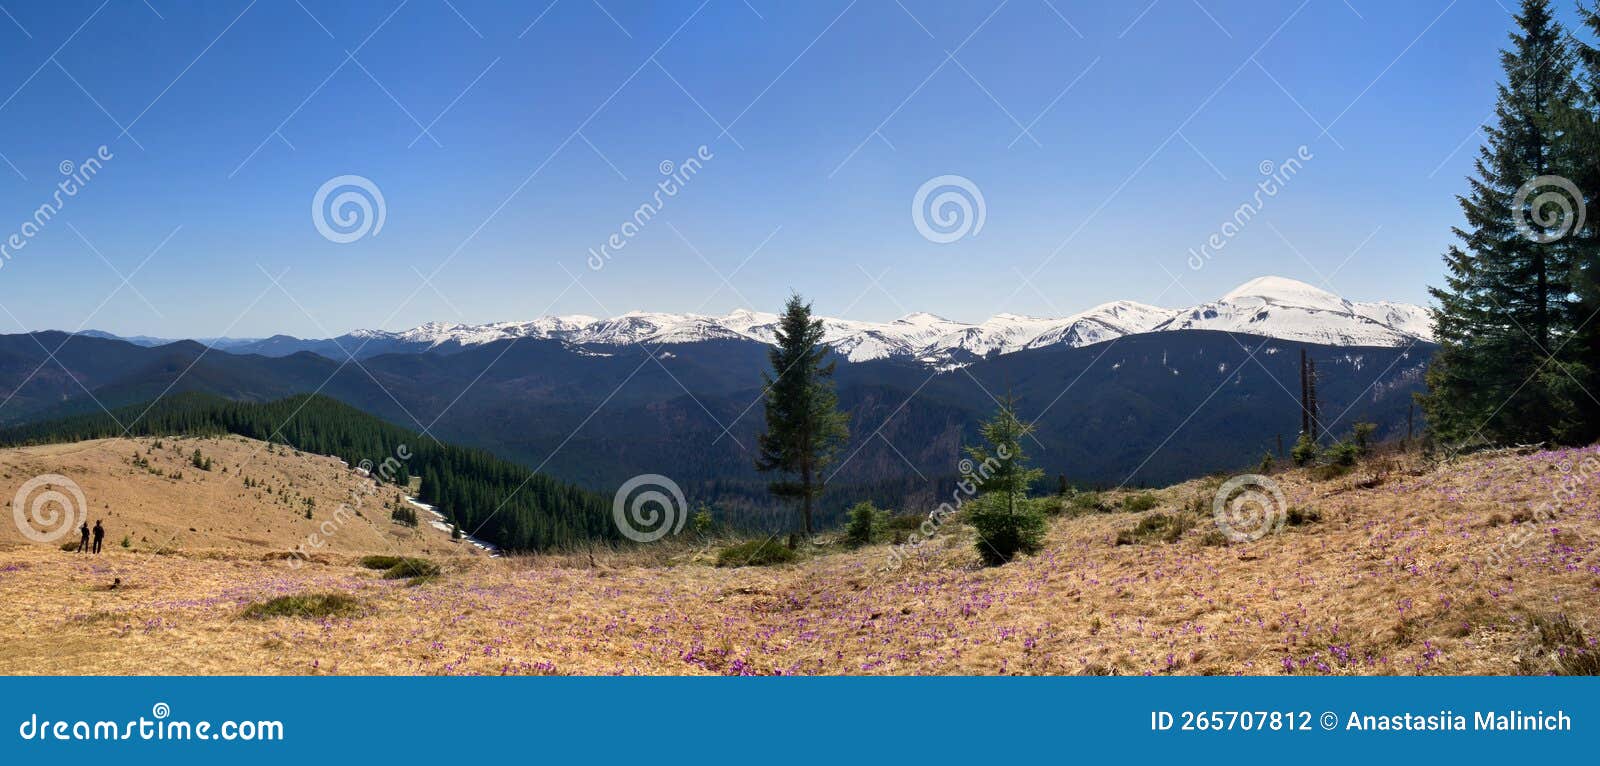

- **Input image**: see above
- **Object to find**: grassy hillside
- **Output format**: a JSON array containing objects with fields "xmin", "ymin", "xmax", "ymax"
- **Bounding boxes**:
[
  {"xmin": 0, "ymin": 393, "xmax": 615, "ymax": 552},
  {"xmin": 0, "ymin": 443, "xmax": 1593, "ymax": 675},
  {"xmin": 0, "ymin": 435, "xmax": 459, "ymax": 556}
]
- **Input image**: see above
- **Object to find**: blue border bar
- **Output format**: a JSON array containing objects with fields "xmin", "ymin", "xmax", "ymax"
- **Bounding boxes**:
[{"xmin": 1, "ymin": 677, "xmax": 1595, "ymax": 763}]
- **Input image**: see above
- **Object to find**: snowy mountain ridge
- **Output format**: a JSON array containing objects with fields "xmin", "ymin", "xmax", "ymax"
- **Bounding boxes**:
[{"xmin": 346, "ymin": 276, "xmax": 1433, "ymax": 366}]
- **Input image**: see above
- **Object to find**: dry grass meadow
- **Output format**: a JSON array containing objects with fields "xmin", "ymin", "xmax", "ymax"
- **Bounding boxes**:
[{"xmin": 0, "ymin": 435, "xmax": 1596, "ymax": 676}]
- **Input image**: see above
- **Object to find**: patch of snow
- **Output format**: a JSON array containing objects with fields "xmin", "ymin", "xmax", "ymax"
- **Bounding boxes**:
[{"xmin": 407, "ymin": 496, "xmax": 499, "ymax": 556}]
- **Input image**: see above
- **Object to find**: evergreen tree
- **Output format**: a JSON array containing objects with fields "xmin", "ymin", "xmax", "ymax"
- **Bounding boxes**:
[
  {"xmin": 755, "ymin": 294, "xmax": 849, "ymax": 536},
  {"xmin": 1558, "ymin": 2, "xmax": 1600, "ymax": 439},
  {"xmin": 1425, "ymin": 0, "xmax": 1584, "ymax": 445},
  {"xmin": 965, "ymin": 397, "xmax": 1047, "ymax": 566},
  {"xmin": 842, "ymin": 500, "xmax": 884, "ymax": 548}
]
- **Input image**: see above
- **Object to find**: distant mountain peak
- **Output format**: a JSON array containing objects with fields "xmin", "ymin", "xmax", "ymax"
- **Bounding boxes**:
[
  {"xmin": 895, "ymin": 311, "xmax": 955, "ymax": 325},
  {"xmin": 1220, "ymin": 275, "xmax": 1347, "ymax": 312}
]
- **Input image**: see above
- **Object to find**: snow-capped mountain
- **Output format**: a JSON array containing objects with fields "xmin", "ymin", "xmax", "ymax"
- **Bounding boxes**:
[
  {"xmin": 215, "ymin": 277, "xmax": 1434, "ymax": 366},
  {"xmin": 1150, "ymin": 276, "xmax": 1433, "ymax": 348}
]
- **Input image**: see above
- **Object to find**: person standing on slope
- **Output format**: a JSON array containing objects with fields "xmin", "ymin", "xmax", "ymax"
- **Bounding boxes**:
[
  {"xmin": 77, "ymin": 521, "xmax": 90, "ymax": 553},
  {"xmin": 92, "ymin": 520, "xmax": 105, "ymax": 554}
]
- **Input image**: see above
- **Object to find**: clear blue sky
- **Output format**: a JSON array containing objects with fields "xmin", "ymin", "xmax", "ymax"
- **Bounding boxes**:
[{"xmin": 0, "ymin": 0, "xmax": 1549, "ymax": 338}]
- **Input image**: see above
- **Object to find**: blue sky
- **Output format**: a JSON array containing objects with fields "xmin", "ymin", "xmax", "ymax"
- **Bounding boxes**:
[{"xmin": 0, "ymin": 0, "xmax": 1549, "ymax": 338}]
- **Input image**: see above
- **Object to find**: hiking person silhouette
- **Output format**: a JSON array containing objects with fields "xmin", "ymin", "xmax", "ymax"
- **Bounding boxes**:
[
  {"xmin": 77, "ymin": 521, "xmax": 89, "ymax": 553},
  {"xmin": 92, "ymin": 521, "xmax": 105, "ymax": 554}
]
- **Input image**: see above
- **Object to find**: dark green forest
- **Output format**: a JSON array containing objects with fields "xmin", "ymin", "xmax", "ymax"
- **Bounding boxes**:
[{"xmin": 0, "ymin": 392, "xmax": 617, "ymax": 552}]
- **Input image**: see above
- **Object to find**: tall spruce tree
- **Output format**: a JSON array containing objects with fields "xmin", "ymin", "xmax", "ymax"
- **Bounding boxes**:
[
  {"xmin": 755, "ymin": 294, "xmax": 849, "ymax": 536},
  {"xmin": 1425, "ymin": 0, "xmax": 1584, "ymax": 445},
  {"xmin": 1558, "ymin": 2, "xmax": 1600, "ymax": 439}
]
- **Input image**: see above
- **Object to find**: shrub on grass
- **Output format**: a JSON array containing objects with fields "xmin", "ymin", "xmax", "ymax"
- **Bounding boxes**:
[
  {"xmin": 1285, "ymin": 506, "xmax": 1322, "ymax": 526},
  {"xmin": 1031, "ymin": 495, "xmax": 1067, "ymax": 517},
  {"xmin": 716, "ymin": 539, "xmax": 797, "ymax": 567},
  {"xmin": 1291, "ymin": 433, "xmax": 1319, "ymax": 466},
  {"xmin": 691, "ymin": 503, "xmax": 718, "ymax": 537},
  {"xmin": 1121, "ymin": 492, "xmax": 1160, "ymax": 513},
  {"xmin": 843, "ymin": 501, "xmax": 885, "ymax": 548},
  {"xmin": 885, "ymin": 514, "xmax": 927, "ymax": 533},
  {"xmin": 1351, "ymin": 422, "xmax": 1377, "ymax": 456},
  {"xmin": 382, "ymin": 559, "xmax": 439, "ymax": 579},
  {"xmin": 1066, "ymin": 491, "xmax": 1112, "ymax": 515},
  {"xmin": 242, "ymin": 593, "xmax": 361, "ymax": 619},
  {"xmin": 883, "ymin": 513, "xmax": 928, "ymax": 545},
  {"xmin": 1115, "ymin": 513, "xmax": 1194, "ymax": 545},
  {"xmin": 968, "ymin": 495, "xmax": 1047, "ymax": 567},
  {"xmin": 1310, "ymin": 462, "xmax": 1355, "ymax": 481},
  {"xmin": 359, "ymin": 555, "xmax": 438, "ymax": 579}
]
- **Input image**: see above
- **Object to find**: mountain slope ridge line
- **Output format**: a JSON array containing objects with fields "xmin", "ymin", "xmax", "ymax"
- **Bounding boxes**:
[{"xmin": 85, "ymin": 276, "xmax": 1433, "ymax": 368}]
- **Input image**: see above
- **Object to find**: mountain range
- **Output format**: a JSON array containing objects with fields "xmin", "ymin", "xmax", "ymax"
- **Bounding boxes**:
[
  {"xmin": 81, "ymin": 276, "xmax": 1434, "ymax": 369},
  {"xmin": 0, "ymin": 275, "xmax": 1435, "ymax": 530}
]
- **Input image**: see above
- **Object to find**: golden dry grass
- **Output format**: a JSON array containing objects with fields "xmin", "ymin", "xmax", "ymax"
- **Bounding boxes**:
[
  {"xmin": 0, "ymin": 436, "xmax": 469, "ymax": 558},
  {"xmin": 0, "ymin": 440, "xmax": 1596, "ymax": 676}
]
